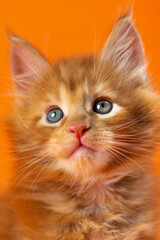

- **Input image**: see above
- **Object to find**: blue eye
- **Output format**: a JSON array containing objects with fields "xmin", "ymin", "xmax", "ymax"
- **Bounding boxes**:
[
  {"xmin": 46, "ymin": 107, "xmax": 64, "ymax": 123},
  {"xmin": 93, "ymin": 99, "xmax": 113, "ymax": 114}
]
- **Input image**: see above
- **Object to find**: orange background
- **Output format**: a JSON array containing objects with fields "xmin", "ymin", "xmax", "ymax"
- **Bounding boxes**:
[{"xmin": 0, "ymin": 0, "xmax": 159, "ymax": 236}]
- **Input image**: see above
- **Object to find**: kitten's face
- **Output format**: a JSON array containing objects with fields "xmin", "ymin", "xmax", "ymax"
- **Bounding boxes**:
[{"xmin": 9, "ymin": 17, "xmax": 159, "ymax": 183}]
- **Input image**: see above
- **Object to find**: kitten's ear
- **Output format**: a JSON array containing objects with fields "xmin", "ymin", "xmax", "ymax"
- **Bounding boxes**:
[
  {"xmin": 100, "ymin": 16, "xmax": 147, "ymax": 79},
  {"xmin": 9, "ymin": 32, "xmax": 52, "ymax": 93}
]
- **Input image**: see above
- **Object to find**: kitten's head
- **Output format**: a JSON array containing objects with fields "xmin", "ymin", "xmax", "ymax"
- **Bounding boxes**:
[{"xmin": 9, "ymin": 16, "xmax": 160, "ymax": 185}]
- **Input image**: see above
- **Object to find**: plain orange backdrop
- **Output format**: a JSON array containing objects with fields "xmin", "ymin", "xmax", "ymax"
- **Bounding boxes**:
[{"xmin": 0, "ymin": 0, "xmax": 159, "ymax": 237}]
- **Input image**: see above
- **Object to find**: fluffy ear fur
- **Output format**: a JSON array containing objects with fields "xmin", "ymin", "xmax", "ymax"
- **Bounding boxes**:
[
  {"xmin": 100, "ymin": 16, "xmax": 147, "ymax": 80},
  {"xmin": 9, "ymin": 33, "xmax": 52, "ymax": 93}
]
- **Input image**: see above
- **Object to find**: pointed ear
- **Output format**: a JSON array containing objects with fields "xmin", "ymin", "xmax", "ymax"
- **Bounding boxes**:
[
  {"xmin": 9, "ymin": 33, "xmax": 52, "ymax": 93},
  {"xmin": 100, "ymin": 16, "xmax": 147, "ymax": 79}
]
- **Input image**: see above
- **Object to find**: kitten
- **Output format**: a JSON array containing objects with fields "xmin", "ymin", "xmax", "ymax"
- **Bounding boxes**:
[{"xmin": 0, "ymin": 15, "xmax": 160, "ymax": 240}]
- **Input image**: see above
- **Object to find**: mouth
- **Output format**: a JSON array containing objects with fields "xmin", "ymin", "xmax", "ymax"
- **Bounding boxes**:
[{"xmin": 69, "ymin": 141, "xmax": 95, "ymax": 158}]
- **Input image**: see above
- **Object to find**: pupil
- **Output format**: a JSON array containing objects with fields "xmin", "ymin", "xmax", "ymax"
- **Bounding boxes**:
[{"xmin": 101, "ymin": 102, "xmax": 105, "ymax": 108}]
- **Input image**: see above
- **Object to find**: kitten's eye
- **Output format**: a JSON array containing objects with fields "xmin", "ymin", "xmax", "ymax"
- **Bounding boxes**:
[
  {"xmin": 46, "ymin": 107, "xmax": 64, "ymax": 123},
  {"xmin": 93, "ymin": 99, "xmax": 113, "ymax": 114}
]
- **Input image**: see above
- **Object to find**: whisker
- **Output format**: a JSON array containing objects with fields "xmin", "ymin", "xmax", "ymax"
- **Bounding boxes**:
[
  {"xmin": 107, "ymin": 146, "xmax": 148, "ymax": 175},
  {"xmin": 28, "ymin": 159, "xmax": 51, "ymax": 195},
  {"xmin": 9, "ymin": 150, "xmax": 50, "ymax": 180}
]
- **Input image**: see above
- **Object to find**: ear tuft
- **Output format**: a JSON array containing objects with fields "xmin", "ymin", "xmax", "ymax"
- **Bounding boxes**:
[
  {"xmin": 9, "ymin": 32, "xmax": 52, "ymax": 93},
  {"xmin": 100, "ymin": 16, "xmax": 147, "ymax": 79}
]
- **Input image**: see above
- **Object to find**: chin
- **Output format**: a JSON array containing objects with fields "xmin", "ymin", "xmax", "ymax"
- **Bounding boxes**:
[{"xmin": 55, "ymin": 147, "xmax": 111, "ymax": 181}]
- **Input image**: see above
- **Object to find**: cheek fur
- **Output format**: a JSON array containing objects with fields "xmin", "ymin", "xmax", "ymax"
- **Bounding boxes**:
[{"xmin": 46, "ymin": 129, "xmax": 77, "ymax": 159}]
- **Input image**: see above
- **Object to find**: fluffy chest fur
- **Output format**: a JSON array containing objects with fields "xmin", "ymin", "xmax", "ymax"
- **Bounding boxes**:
[{"xmin": 8, "ymin": 173, "xmax": 156, "ymax": 240}]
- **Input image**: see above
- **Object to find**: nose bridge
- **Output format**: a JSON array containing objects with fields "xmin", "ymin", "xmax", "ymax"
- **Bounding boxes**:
[
  {"xmin": 67, "ymin": 89, "xmax": 90, "ymax": 127},
  {"xmin": 68, "ymin": 112, "xmax": 90, "ymax": 128}
]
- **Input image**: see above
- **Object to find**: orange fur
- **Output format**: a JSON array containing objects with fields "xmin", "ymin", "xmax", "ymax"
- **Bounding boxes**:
[{"xmin": 0, "ymin": 16, "xmax": 160, "ymax": 240}]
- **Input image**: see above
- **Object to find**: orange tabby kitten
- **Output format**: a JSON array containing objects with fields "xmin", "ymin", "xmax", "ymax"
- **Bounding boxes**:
[{"xmin": 0, "ymin": 16, "xmax": 160, "ymax": 240}]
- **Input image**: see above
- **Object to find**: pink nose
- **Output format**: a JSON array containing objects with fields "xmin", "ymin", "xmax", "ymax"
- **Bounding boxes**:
[{"xmin": 68, "ymin": 125, "xmax": 89, "ymax": 138}]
